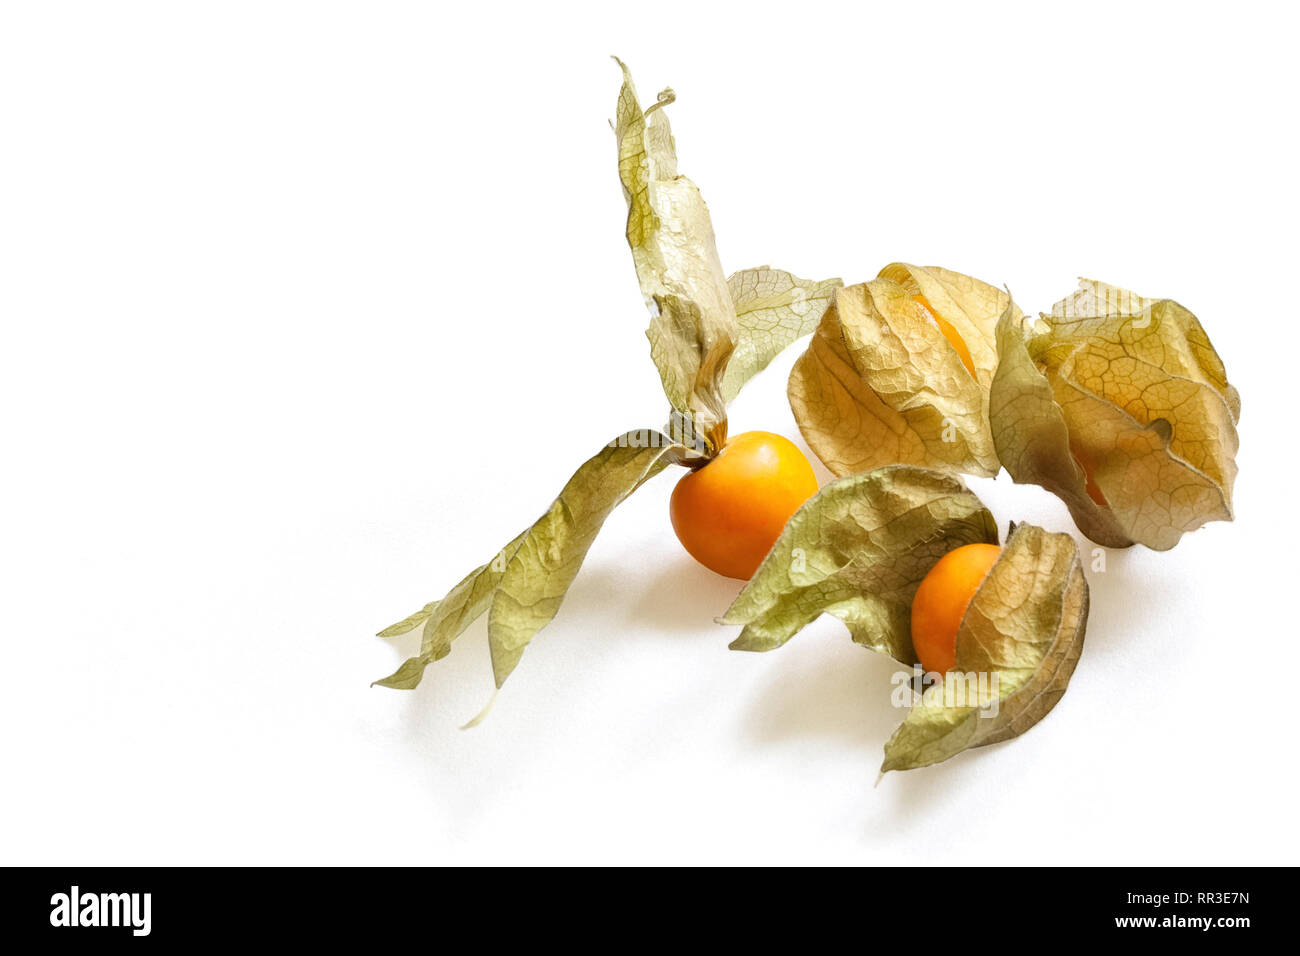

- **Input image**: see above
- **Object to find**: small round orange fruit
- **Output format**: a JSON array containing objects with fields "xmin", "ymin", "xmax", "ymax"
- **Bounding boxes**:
[
  {"xmin": 910, "ymin": 543, "xmax": 1002, "ymax": 675},
  {"xmin": 1069, "ymin": 441, "xmax": 1109, "ymax": 508},
  {"xmin": 914, "ymin": 294, "xmax": 977, "ymax": 379},
  {"xmin": 669, "ymin": 431, "xmax": 819, "ymax": 580}
]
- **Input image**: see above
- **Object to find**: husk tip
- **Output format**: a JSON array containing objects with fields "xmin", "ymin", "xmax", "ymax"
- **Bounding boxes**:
[{"xmin": 461, "ymin": 688, "xmax": 500, "ymax": 730}]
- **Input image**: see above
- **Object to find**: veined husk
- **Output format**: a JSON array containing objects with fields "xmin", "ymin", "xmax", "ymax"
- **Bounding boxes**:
[
  {"xmin": 989, "ymin": 280, "xmax": 1240, "ymax": 551},
  {"xmin": 721, "ymin": 466, "xmax": 997, "ymax": 662},
  {"xmin": 376, "ymin": 64, "xmax": 840, "ymax": 702},
  {"xmin": 614, "ymin": 60, "xmax": 839, "ymax": 453},
  {"xmin": 376, "ymin": 431, "xmax": 686, "ymax": 692},
  {"xmin": 721, "ymin": 466, "xmax": 1088, "ymax": 774},
  {"xmin": 788, "ymin": 264, "xmax": 1015, "ymax": 478},
  {"xmin": 880, "ymin": 523, "xmax": 1088, "ymax": 773}
]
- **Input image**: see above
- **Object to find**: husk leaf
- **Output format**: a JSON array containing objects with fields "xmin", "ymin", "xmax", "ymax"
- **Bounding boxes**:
[
  {"xmin": 989, "ymin": 280, "xmax": 1239, "ymax": 550},
  {"xmin": 880, "ymin": 523, "xmax": 1089, "ymax": 773},
  {"xmin": 377, "ymin": 601, "xmax": 440, "ymax": 639},
  {"xmin": 789, "ymin": 264, "xmax": 1014, "ymax": 478},
  {"xmin": 376, "ymin": 431, "xmax": 681, "ymax": 692},
  {"xmin": 487, "ymin": 432, "xmax": 680, "ymax": 687},
  {"xmin": 615, "ymin": 62, "xmax": 837, "ymax": 448},
  {"xmin": 721, "ymin": 267, "xmax": 842, "ymax": 403},
  {"xmin": 373, "ymin": 529, "xmax": 528, "ymax": 689},
  {"xmin": 721, "ymin": 465, "xmax": 998, "ymax": 663},
  {"xmin": 614, "ymin": 60, "xmax": 736, "ymax": 452}
]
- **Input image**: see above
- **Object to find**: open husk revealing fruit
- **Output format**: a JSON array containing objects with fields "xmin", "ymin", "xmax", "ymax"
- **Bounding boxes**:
[
  {"xmin": 721, "ymin": 466, "xmax": 1089, "ymax": 774},
  {"xmin": 375, "ymin": 62, "xmax": 838, "ymax": 699},
  {"xmin": 614, "ymin": 59, "xmax": 840, "ymax": 455},
  {"xmin": 788, "ymin": 264, "xmax": 1015, "ymax": 478},
  {"xmin": 989, "ymin": 280, "xmax": 1240, "ymax": 550}
]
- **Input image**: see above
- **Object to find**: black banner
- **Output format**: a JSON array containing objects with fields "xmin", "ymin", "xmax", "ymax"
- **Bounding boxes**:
[{"xmin": 6, "ymin": 867, "xmax": 1282, "ymax": 943}]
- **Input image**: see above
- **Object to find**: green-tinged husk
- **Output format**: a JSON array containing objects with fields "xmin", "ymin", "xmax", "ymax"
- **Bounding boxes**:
[
  {"xmin": 374, "ymin": 528, "xmax": 529, "ymax": 689},
  {"xmin": 376, "ymin": 433, "xmax": 682, "ymax": 691},
  {"xmin": 614, "ymin": 60, "xmax": 839, "ymax": 451},
  {"xmin": 722, "ymin": 267, "xmax": 841, "ymax": 404},
  {"xmin": 377, "ymin": 63, "xmax": 839, "ymax": 706},
  {"xmin": 721, "ymin": 466, "xmax": 998, "ymax": 662},
  {"xmin": 722, "ymin": 466, "xmax": 1089, "ymax": 774},
  {"xmin": 881, "ymin": 523, "xmax": 1088, "ymax": 772},
  {"xmin": 788, "ymin": 264, "xmax": 1013, "ymax": 478},
  {"xmin": 614, "ymin": 60, "xmax": 736, "ymax": 454},
  {"xmin": 989, "ymin": 280, "xmax": 1239, "ymax": 550}
]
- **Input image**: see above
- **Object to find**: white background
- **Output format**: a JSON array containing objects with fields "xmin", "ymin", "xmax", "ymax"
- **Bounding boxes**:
[{"xmin": 2, "ymin": 1, "xmax": 1296, "ymax": 865}]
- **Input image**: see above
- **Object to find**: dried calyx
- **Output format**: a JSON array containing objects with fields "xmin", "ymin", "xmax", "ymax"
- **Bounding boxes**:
[
  {"xmin": 722, "ymin": 466, "xmax": 1089, "ymax": 774},
  {"xmin": 989, "ymin": 280, "xmax": 1239, "ymax": 550},
  {"xmin": 789, "ymin": 264, "xmax": 1012, "ymax": 478},
  {"xmin": 614, "ymin": 57, "xmax": 839, "ymax": 458},
  {"xmin": 788, "ymin": 265, "xmax": 1239, "ymax": 550},
  {"xmin": 375, "ymin": 62, "xmax": 838, "ymax": 698}
]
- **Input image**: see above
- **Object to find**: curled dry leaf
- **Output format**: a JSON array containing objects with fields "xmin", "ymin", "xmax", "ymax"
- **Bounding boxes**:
[
  {"xmin": 721, "ymin": 267, "xmax": 842, "ymax": 404},
  {"xmin": 721, "ymin": 469, "xmax": 1089, "ymax": 774},
  {"xmin": 378, "ymin": 63, "xmax": 837, "ymax": 704},
  {"xmin": 615, "ymin": 59, "xmax": 737, "ymax": 453},
  {"xmin": 880, "ymin": 523, "xmax": 1088, "ymax": 773},
  {"xmin": 374, "ymin": 529, "xmax": 529, "ymax": 690},
  {"xmin": 788, "ymin": 264, "xmax": 1014, "ymax": 478},
  {"xmin": 721, "ymin": 465, "xmax": 998, "ymax": 664},
  {"xmin": 989, "ymin": 280, "xmax": 1239, "ymax": 550},
  {"xmin": 614, "ymin": 61, "xmax": 839, "ymax": 450},
  {"xmin": 375, "ymin": 432, "xmax": 682, "ymax": 692}
]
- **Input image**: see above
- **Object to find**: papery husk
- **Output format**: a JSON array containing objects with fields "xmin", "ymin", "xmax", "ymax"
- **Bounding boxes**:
[
  {"xmin": 722, "ymin": 465, "xmax": 998, "ymax": 663},
  {"xmin": 614, "ymin": 61, "xmax": 736, "ymax": 453},
  {"xmin": 378, "ymin": 65, "xmax": 839, "ymax": 701},
  {"xmin": 990, "ymin": 280, "xmax": 1239, "ymax": 551},
  {"xmin": 881, "ymin": 523, "xmax": 1088, "ymax": 773},
  {"xmin": 722, "ymin": 267, "xmax": 841, "ymax": 404},
  {"xmin": 614, "ymin": 62, "xmax": 838, "ymax": 452},
  {"xmin": 376, "ymin": 431, "xmax": 683, "ymax": 692},
  {"xmin": 721, "ymin": 468, "xmax": 1089, "ymax": 774},
  {"xmin": 789, "ymin": 264, "xmax": 1016, "ymax": 478}
]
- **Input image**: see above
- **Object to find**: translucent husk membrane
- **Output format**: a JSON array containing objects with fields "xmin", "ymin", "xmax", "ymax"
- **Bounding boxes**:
[
  {"xmin": 989, "ymin": 280, "xmax": 1239, "ymax": 550},
  {"xmin": 721, "ymin": 465, "xmax": 1089, "ymax": 774},
  {"xmin": 375, "ymin": 63, "xmax": 838, "ymax": 700},
  {"xmin": 789, "ymin": 264, "xmax": 1016, "ymax": 478}
]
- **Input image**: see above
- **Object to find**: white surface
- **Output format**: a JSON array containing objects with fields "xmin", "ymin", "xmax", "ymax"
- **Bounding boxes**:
[{"xmin": 2, "ymin": 1, "xmax": 1296, "ymax": 865}]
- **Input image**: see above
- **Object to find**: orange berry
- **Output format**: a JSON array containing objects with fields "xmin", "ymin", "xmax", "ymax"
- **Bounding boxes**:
[
  {"xmin": 1069, "ymin": 441, "xmax": 1109, "ymax": 508},
  {"xmin": 914, "ymin": 294, "xmax": 977, "ymax": 379},
  {"xmin": 910, "ymin": 543, "xmax": 1003, "ymax": 674},
  {"xmin": 669, "ymin": 431, "xmax": 819, "ymax": 580}
]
